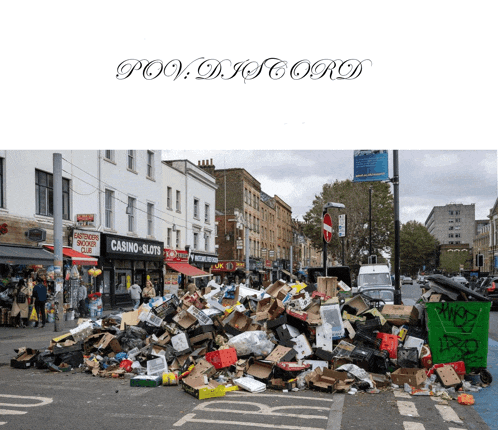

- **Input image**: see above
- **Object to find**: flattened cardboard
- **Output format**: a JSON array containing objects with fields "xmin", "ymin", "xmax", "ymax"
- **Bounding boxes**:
[
  {"xmin": 306, "ymin": 303, "xmax": 322, "ymax": 325},
  {"xmin": 436, "ymin": 365, "xmax": 462, "ymax": 388},
  {"xmin": 120, "ymin": 310, "xmax": 140, "ymax": 330},
  {"xmin": 190, "ymin": 331, "xmax": 214, "ymax": 344},
  {"xmin": 11, "ymin": 348, "xmax": 40, "ymax": 369},
  {"xmin": 265, "ymin": 345, "xmax": 297, "ymax": 363}
]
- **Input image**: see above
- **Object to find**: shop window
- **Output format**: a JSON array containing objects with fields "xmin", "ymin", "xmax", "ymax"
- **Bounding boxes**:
[
  {"xmin": 193, "ymin": 232, "xmax": 199, "ymax": 250},
  {"xmin": 127, "ymin": 150, "xmax": 136, "ymax": 171},
  {"xmin": 167, "ymin": 187, "xmax": 172, "ymax": 209},
  {"xmin": 105, "ymin": 189, "xmax": 114, "ymax": 229},
  {"xmin": 147, "ymin": 203, "xmax": 154, "ymax": 236},
  {"xmin": 127, "ymin": 197, "xmax": 136, "ymax": 232},
  {"xmin": 115, "ymin": 270, "xmax": 131, "ymax": 295},
  {"xmin": 147, "ymin": 150, "xmax": 154, "ymax": 179},
  {"xmin": 35, "ymin": 169, "xmax": 70, "ymax": 220},
  {"xmin": 176, "ymin": 190, "xmax": 181, "ymax": 212},
  {"xmin": 205, "ymin": 203, "xmax": 210, "ymax": 223},
  {"xmin": 194, "ymin": 198, "xmax": 200, "ymax": 219}
]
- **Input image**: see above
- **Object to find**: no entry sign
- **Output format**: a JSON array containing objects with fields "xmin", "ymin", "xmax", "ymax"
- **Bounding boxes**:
[{"xmin": 323, "ymin": 213, "xmax": 333, "ymax": 243}]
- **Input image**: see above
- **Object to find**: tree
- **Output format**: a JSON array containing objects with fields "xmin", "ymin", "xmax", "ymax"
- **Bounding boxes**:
[
  {"xmin": 397, "ymin": 221, "xmax": 439, "ymax": 277},
  {"xmin": 303, "ymin": 179, "xmax": 394, "ymax": 268},
  {"xmin": 439, "ymin": 250, "xmax": 472, "ymax": 274}
]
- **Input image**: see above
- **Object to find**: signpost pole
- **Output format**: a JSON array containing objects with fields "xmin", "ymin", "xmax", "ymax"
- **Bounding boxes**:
[{"xmin": 53, "ymin": 153, "xmax": 64, "ymax": 332}]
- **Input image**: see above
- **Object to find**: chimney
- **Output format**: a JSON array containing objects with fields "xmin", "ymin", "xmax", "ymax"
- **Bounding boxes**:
[
  {"xmin": 210, "ymin": 158, "xmax": 213, "ymax": 165},
  {"xmin": 198, "ymin": 160, "xmax": 201, "ymax": 166},
  {"xmin": 202, "ymin": 160, "xmax": 205, "ymax": 166}
]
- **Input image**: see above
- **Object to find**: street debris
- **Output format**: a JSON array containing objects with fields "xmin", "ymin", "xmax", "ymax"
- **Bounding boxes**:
[{"xmin": 9, "ymin": 274, "xmax": 493, "ymax": 404}]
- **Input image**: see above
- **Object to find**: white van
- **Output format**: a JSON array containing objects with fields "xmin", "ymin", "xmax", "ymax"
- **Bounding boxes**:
[{"xmin": 355, "ymin": 264, "xmax": 393, "ymax": 293}]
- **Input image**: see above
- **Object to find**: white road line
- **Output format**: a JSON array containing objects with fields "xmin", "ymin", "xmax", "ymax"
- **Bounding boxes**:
[
  {"xmin": 227, "ymin": 392, "xmax": 335, "ymax": 402},
  {"xmin": 393, "ymin": 391, "xmax": 412, "ymax": 399},
  {"xmin": 326, "ymin": 393, "xmax": 344, "ymax": 430},
  {"xmin": 448, "ymin": 428, "xmax": 466, "ymax": 430},
  {"xmin": 0, "ymin": 409, "xmax": 27, "ymax": 415},
  {"xmin": 0, "ymin": 422, "xmax": 7, "ymax": 426},
  {"xmin": 435, "ymin": 405, "xmax": 463, "ymax": 424},
  {"xmin": 173, "ymin": 413, "xmax": 326, "ymax": 430},
  {"xmin": 194, "ymin": 400, "xmax": 328, "ymax": 419},
  {"xmin": 0, "ymin": 394, "xmax": 53, "ymax": 407},
  {"xmin": 397, "ymin": 401, "xmax": 419, "ymax": 417},
  {"xmin": 403, "ymin": 422, "xmax": 425, "ymax": 430}
]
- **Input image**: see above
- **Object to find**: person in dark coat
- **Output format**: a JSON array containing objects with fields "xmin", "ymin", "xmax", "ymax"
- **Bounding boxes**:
[{"xmin": 32, "ymin": 275, "xmax": 48, "ymax": 328}]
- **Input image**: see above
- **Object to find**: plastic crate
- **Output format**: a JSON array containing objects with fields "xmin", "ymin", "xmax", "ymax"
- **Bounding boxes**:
[
  {"xmin": 377, "ymin": 332, "xmax": 398, "ymax": 359},
  {"xmin": 397, "ymin": 347, "xmax": 419, "ymax": 368},
  {"xmin": 205, "ymin": 348, "xmax": 237, "ymax": 369}
]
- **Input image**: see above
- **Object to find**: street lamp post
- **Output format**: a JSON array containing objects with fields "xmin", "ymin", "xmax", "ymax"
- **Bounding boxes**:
[
  {"xmin": 369, "ymin": 186, "xmax": 373, "ymax": 257},
  {"xmin": 322, "ymin": 202, "xmax": 346, "ymax": 276}
]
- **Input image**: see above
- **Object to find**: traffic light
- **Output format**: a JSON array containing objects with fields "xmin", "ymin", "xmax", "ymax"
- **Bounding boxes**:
[{"xmin": 476, "ymin": 254, "xmax": 484, "ymax": 267}]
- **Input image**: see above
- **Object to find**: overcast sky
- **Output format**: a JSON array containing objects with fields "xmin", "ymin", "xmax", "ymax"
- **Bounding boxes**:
[
  {"xmin": 3, "ymin": 0, "xmax": 497, "ymax": 221},
  {"xmin": 162, "ymin": 150, "xmax": 497, "ymax": 225}
]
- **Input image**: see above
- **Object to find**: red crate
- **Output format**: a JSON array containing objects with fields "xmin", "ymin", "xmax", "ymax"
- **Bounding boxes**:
[
  {"xmin": 205, "ymin": 348, "xmax": 237, "ymax": 369},
  {"xmin": 376, "ymin": 332, "xmax": 398, "ymax": 359},
  {"xmin": 426, "ymin": 361, "xmax": 466, "ymax": 379}
]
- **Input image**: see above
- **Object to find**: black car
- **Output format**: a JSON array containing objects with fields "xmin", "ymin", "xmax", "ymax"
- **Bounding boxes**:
[{"xmin": 474, "ymin": 276, "xmax": 498, "ymax": 310}]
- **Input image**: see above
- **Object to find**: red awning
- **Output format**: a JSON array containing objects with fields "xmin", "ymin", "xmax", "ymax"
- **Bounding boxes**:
[
  {"xmin": 43, "ymin": 246, "xmax": 98, "ymax": 266},
  {"xmin": 166, "ymin": 262, "xmax": 211, "ymax": 278}
]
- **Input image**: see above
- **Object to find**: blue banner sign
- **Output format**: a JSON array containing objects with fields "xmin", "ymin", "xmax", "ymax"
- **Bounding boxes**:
[{"xmin": 353, "ymin": 150, "xmax": 389, "ymax": 182}]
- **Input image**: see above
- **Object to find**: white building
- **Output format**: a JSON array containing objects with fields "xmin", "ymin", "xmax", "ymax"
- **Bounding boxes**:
[
  {"xmin": 0, "ymin": 150, "xmax": 164, "ymax": 308},
  {"xmin": 162, "ymin": 159, "xmax": 218, "ymax": 273}
]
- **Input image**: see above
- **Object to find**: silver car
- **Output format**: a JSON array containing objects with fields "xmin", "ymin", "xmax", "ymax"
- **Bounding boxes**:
[
  {"xmin": 360, "ymin": 287, "xmax": 395, "ymax": 307},
  {"xmin": 401, "ymin": 276, "xmax": 413, "ymax": 285}
]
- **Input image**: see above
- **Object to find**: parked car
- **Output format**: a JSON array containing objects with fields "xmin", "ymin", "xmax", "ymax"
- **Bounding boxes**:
[
  {"xmin": 401, "ymin": 276, "xmax": 413, "ymax": 285},
  {"xmin": 360, "ymin": 287, "xmax": 395, "ymax": 308},
  {"xmin": 474, "ymin": 276, "xmax": 498, "ymax": 310},
  {"xmin": 451, "ymin": 276, "xmax": 469, "ymax": 288}
]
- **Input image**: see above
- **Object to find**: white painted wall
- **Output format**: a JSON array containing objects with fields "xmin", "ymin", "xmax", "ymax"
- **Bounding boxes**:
[{"xmin": 161, "ymin": 161, "xmax": 186, "ymax": 249}]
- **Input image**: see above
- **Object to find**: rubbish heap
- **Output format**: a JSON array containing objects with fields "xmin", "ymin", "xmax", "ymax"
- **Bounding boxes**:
[{"xmin": 10, "ymin": 275, "xmax": 493, "ymax": 401}]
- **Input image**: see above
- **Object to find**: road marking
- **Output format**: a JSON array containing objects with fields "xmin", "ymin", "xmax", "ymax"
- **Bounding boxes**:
[
  {"xmin": 0, "ymin": 422, "xmax": 7, "ymax": 426},
  {"xmin": 227, "ymin": 392, "xmax": 334, "ymax": 402},
  {"xmin": 0, "ymin": 394, "xmax": 53, "ymax": 407},
  {"xmin": 173, "ymin": 413, "xmax": 326, "ymax": 430},
  {"xmin": 326, "ymin": 393, "xmax": 344, "ymax": 430},
  {"xmin": 448, "ymin": 428, "xmax": 466, "ymax": 430},
  {"xmin": 0, "ymin": 409, "xmax": 27, "ymax": 415},
  {"xmin": 193, "ymin": 400, "xmax": 328, "ymax": 419},
  {"xmin": 397, "ymin": 401, "xmax": 419, "ymax": 417},
  {"xmin": 393, "ymin": 391, "xmax": 412, "ymax": 399},
  {"xmin": 435, "ymin": 405, "xmax": 463, "ymax": 424},
  {"xmin": 403, "ymin": 422, "xmax": 425, "ymax": 430}
]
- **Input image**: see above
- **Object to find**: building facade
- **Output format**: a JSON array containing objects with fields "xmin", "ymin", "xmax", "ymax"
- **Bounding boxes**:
[{"xmin": 425, "ymin": 203, "xmax": 476, "ymax": 246}]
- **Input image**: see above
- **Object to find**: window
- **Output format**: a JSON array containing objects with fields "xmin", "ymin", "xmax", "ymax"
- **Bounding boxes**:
[
  {"xmin": 204, "ymin": 233, "xmax": 209, "ymax": 252},
  {"xmin": 105, "ymin": 189, "xmax": 114, "ymax": 229},
  {"xmin": 176, "ymin": 190, "xmax": 181, "ymax": 212},
  {"xmin": 449, "ymin": 226, "xmax": 454, "ymax": 230},
  {"xmin": 448, "ymin": 219, "xmax": 454, "ymax": 223},
  {"xmin": 35, "ymin": 170, "xmax": 70, "ymax": 220},
  {"xmin": 449, "ymin": 241, "xmax": 454, "ymax": 244},
  {"xmin": 147, "ymin": 151, "xmax": 154, "ymax": 178},
  {"xmin": 455, "ymin": 218, "xmax": 461, "ymax": 223},
  {"xmin": 167, "ymin": 187, "xmax": 172, "ymax": 209},
  {"xmin": 455, "ymin": 233, "xmax": 461, "ymax": 238},
  {"xmin": 454, "ymin": 226, "xmax": 460, "ymax": 230},
  {"xmin": 167, "ymin": 228, "xmax": 172, "ymax": 247},
  {"xmin": 127, "ymin": 197, "xmax": 136, "ymax": 232},
  {"xmin": 104, "ymin": 150, "xmax": 114, "ymax": 162},
  {"xmin": 449, "ymin": 210, "xmax": 454, "ymax": 215},
  {"xmin": 449, "ymin": 234, "xmax": 454, "ymax": 238},
  {"xmin": 193, "ymin": 232, "xmax": 199, "ymax": 250},
  {"xmin": 194, "ymin": 198, "xmax": 199, "ymax": 219},
  {"xmin": 176, "ymin": 230, "xmax": 181, "ymax": 248},
  {"xmin": 0, "ymin": 158, "xmax": 3, "ymax": 208},
  {"xmin": 205, "ymin": 204, "xmax": 210, "ymax": 223},
  {"xmin": 147, "ymin": 203, "xmax": 154, "ymax": 236},
  {"xmin": 127, "ymin": 150, "xmax": 136, "ymax": 171},
  {"xmin": 455, "ymin": 210, "xmax": 460, "ymax": 215}
]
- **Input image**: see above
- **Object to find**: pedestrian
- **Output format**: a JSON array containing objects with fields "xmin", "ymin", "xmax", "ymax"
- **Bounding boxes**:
[
  {"xmin": 128, "ymin": 282, "xmax": 142, "ymax": 310},
  {"xmin": 77, "ymin": 283, "xmax": 89, "ymax": 317},
  {"xmin": 142, "ymin": 279, "xmax": 156, "ymax": 304},
  {"xmin": 32, "ymin": 274, "xmax": 47, "ymax": 328},
  {"xmin": 11, "ymin": 279, "xmax": 29, "ymax": 328}
]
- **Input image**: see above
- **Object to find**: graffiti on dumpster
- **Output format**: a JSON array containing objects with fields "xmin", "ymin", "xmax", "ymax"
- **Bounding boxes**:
[
  {"xmin": 435, "ymin": 302, "xmax": 479, "ymax": 334},
  {"xmin": 436, "ymin": 334, "xmax": 480, "ymax": 362}
]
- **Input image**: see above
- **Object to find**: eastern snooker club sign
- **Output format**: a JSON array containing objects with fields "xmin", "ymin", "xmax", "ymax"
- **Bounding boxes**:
[{"xmin": 104, "ymin": 234, "xmax": 164, "ymax": 261}]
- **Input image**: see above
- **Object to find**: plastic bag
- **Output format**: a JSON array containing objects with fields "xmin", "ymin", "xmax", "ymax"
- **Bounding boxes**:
[
  {"xmin": 227, "ymin": 330, "xmax": 275, "ymax": 357},
  {"xmin": 29, "ymin": 307, "xmax": 38, "ymax": 322}
]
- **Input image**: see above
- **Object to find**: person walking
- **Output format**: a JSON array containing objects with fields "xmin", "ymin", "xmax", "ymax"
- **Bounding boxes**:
[
  {"xmin": 77, "ymin": 284, "xmax": 89, "ymax": 317},
  {"xmin": 142, "ymin": 280, "xmax": 156, "ymax": 304},
  {"xmin": 128, "ymin": 282, "xmax": 142, "ymax": 310},
  {"xmin": 32, "ymin": 275, "xmax": 47, "ymax": 328},
  {"xmin": 11, "ymin": 279, "xmax": 29, "ymax": 328}
]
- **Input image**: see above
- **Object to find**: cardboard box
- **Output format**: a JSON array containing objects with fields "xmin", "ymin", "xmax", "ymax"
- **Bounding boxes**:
[
  {"xmin": 173, "ymin": 310, "xmax": 197, "ymax": 330},
  {"xmin": 181, "ymin": 376, "xmax": 226, "ymax": 399},
  {"xmin": 268, "ymin": 299, "xmax": 285, "ymax": 320},
  {"xmin": 381, "ymin": 305, "xmax": 419, "ymax": 326},
  {"xmin": 265, "ymin": 345, "xmax": 297, "ymax": 363},
  {"xmin": 266, "ymin": 313, "xmax": 287, "ymax": 329},
  {"xmin": 224, "ymin": 311, "xmax": 252, "ymax": 335},
  {"xmin": 265, "ymin": 281, "xmax": 292, "ymax": 299},
  {"xmin": 344, "ymin": 295, "xmax": 369, "ymax": 315},
  {"xmin": 96, "ymin": 333, "xmax": 122, "ymax": 353},
  {"xmin": 268, "ymin": 378, "xmax": 297, "ymax": 391},
  {"xmin": 120, "ymin": 310, "xmax": 140, "ymax": 330},
  {"xmin": 247, "ymin": 359, "xmax": 274, "ymax": 381},
  {"xmin": 436, "ymin": 365, "xmax": 462, "ymax": 388},
  {"xmin": 391, "ymin": 368, "xmax": 427, "ymax": 388},
  {"xmin": 10, "ymin": 348, "xmax": 40, "ymax": 369},
  {"xmin": 306, "ymin": 368, "xmax": 343, "ymax": 393},
  {"xmin": 130, "ymin": 375, "xmax": 162, "ymax": 387}
]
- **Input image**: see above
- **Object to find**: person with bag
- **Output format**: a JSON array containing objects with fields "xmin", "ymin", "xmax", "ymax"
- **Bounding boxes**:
[
  {"xmin": 11, "ymin": 279, "xmax": 29, "ymax": 328},
  {"xmin": 32, "ymin": 274, "xmax": 47, "ymax": 328},
  {"xmin": 142, "ymin": 279, "xmax": 156, "ymax": 304},
  {"xmin": 128, "ymin": 282, "xmax": 142, "ymax": 310}
]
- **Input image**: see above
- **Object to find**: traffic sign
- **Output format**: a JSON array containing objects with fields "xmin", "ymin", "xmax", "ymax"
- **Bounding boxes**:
[
  {"xmin": 338, "ymin": 214, "xmax": 346, "ymax": 237},
  {"xmin": 323, "ymin": 213, "xmax": 333, "ymax": 243}
]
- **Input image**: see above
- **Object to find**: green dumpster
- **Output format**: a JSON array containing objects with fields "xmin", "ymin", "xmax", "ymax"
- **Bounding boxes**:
[{"xmin": 426, "ymin": 301, "xmax": 491, "ymax": 375}]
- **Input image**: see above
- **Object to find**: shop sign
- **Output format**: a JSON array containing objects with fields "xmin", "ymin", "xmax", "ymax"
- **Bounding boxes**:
[
  {"xmin": 269, "ymin": 250, "xmax": 275, "ymax": 257},
  {"xmin": 25, "ymin": 228, "xmax": 46, "ymax": 242},
  {"xmin": 264, "ymin": 259, "xmax": 272, "ymax": 269},
  {"xmin": 164, "ymin": 248, "xmax": 189, "ymax": 263},
  {"xmin": 0, "ymin": 223, "xmax": 8, "ymax": 236},
  {"xmin": 73, "ymin": 229, "xmax": 101, "ymax": 256},
  {"xmin": 212, "ymin": 261, "xmax": 245, "ymax": 272},
  {"xmin": 104, "ymin": 234, "xmax": 164, "ymax": 261},
  {"xmin": 192, "ymin": 253, "xmax": 218, "ymax": 264},
  {"xmin": 76, "ymin": 213, "xmax": 96, "ymax": 227}
]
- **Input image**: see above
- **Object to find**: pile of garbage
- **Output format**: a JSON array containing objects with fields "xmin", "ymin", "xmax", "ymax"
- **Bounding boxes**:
[{"xmin": 10, "ymin": 275, "xmax": 493, "ymax": 401}]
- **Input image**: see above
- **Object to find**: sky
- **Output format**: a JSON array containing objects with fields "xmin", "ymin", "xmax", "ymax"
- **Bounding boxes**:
[
  {"xmin": 2, "ymin": 1, "xmax": 497, "ymax": 223},
  {"xmin": 162, "ymin": 149, "xmax": 497, "ymax": 224}
]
